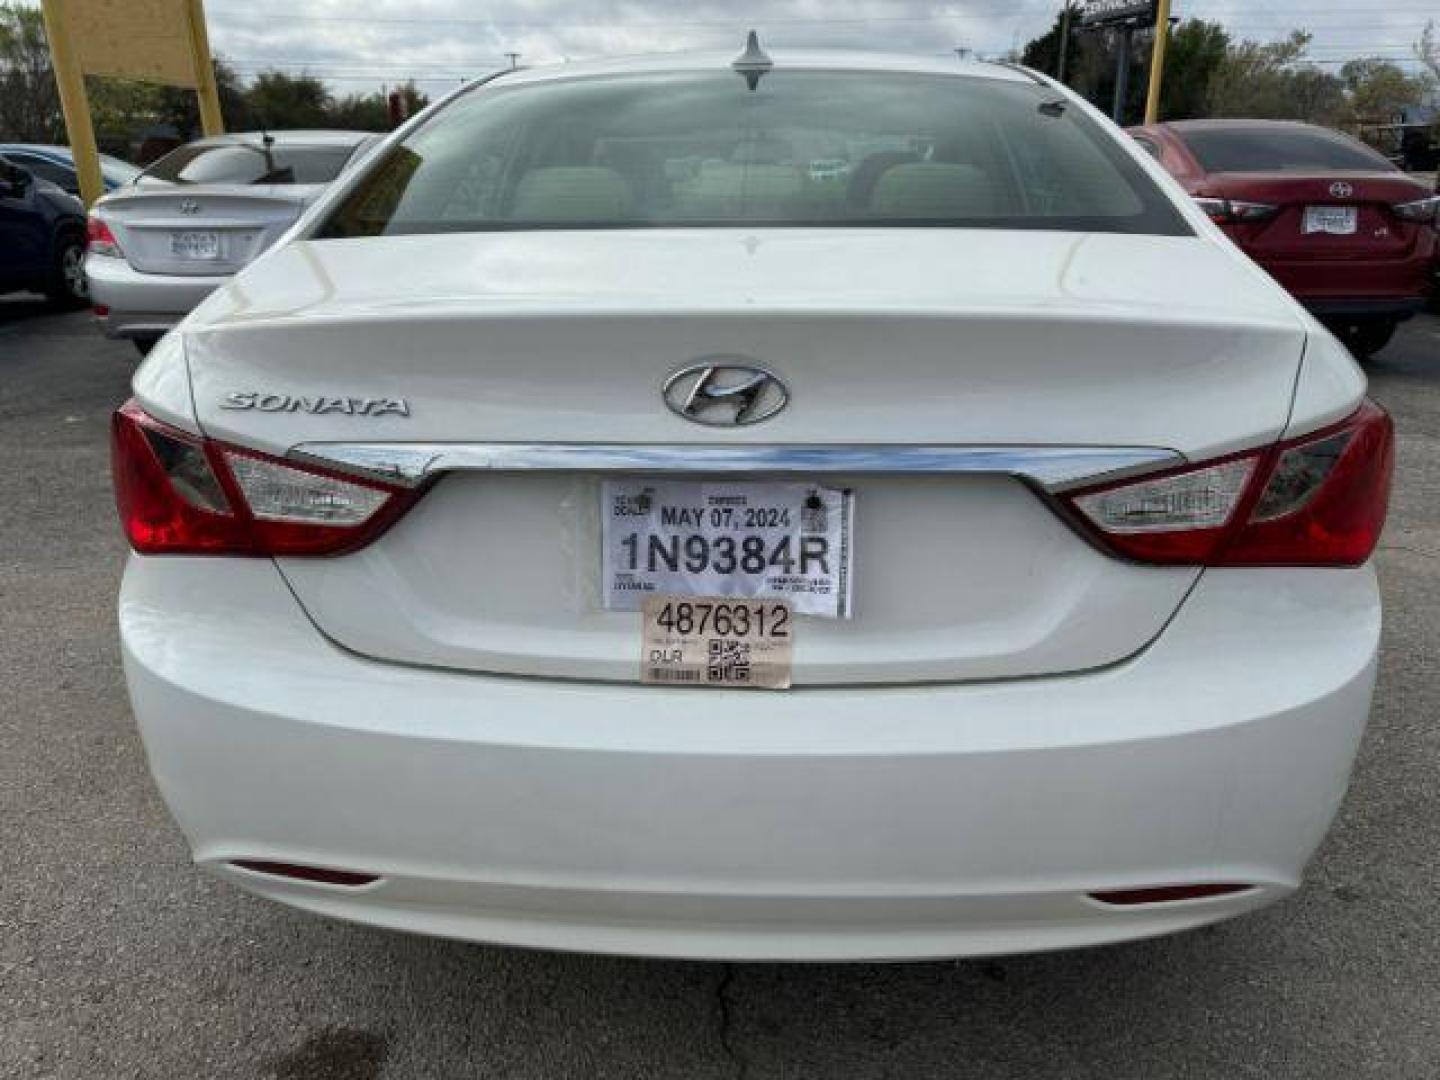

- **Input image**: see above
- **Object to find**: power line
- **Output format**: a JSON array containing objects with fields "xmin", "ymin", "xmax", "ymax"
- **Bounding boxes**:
[
  {"xmin": 190, "ymin": 3, "xmax": 1436, "ymax": 86},
  {"xmin": 207, "ymin": 6, "xmax": 1061, "ymax": 30},
  {"xmin": 217, "ymin": 43, "xmax": 1432, "ymax": 70},
  {"xmin": 19, "ymin": 0, "xmax": 1440, "ymax": 30},
  {"xmin": 202, "ymin": 2, "xmax": 1440, "ymax": 28}
]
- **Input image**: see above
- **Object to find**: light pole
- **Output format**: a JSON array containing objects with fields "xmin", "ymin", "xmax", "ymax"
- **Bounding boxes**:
[
  {"xmin": 1142, "ymin": 0, "xmax": 1174, "ymax": 123},
  {"xmin": 1057, "ymin": 2, "xmax": 1073, "ymax": 82},
  {"xmin": 1112, "ymin": 22, "xmax": 1134, "ymax": 123}
]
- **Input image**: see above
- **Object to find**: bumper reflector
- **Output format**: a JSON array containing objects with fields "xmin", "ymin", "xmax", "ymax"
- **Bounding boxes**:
[
  {"xmin": 1088, "ymin": 883, "xmax": 1254, "ymax": 906},
  {"xmin": 230, "ymin": 860, "xmax": 380, "ymax": 888}
]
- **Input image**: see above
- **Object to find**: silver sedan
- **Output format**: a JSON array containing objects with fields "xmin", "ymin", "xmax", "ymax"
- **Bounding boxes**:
[{"xmin": 86, "ymin": 130, "xmax": 378, "ymax": 354}]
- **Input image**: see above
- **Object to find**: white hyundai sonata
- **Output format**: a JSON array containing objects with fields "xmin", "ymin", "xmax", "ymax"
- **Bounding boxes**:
[{"xmin": 114, "ymin": 44, "xmax": 1394, "ymax": 961}]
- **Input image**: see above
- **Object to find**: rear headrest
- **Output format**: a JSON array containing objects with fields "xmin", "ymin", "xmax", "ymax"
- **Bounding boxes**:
[
  {"xmin": 731, "ymin": 139, "xmax": 791, "ymax": 165},
  {"xmin": 671, "ymin": 163, "xmax": 805, "ymax": 218},
  {"xmin": 511, "ymin": 166, "xmax": 633, "ymax": 221},
  {"xmin": 869, "ymin": 163, "xmax": 1000, "ymax": 218}
]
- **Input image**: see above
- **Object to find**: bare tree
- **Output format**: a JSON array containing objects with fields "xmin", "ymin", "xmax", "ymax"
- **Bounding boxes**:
[{"xmin": 1417, "ymin": 21, "xmax": 1440, "ymax": 83}]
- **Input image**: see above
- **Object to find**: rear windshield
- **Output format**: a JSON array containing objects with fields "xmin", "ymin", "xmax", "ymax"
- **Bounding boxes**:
[
  {"xmin": 318, "ymin": 70, "xmax": 1189, "ymax": 237},
  {"xmin": 142, "ymin": 143, "xmax": 356, "ymax": 185},
  {"xmin": 100, "ymin": 154, "xmax": 143, "ymax": 186},
  {"xmin": 1178, "ymin": 126, "xmax": 1394, "ymax": 173}
]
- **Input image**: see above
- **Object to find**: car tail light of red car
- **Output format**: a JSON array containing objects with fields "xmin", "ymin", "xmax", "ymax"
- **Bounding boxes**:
[
  {"xmin": 1062, "ymin": 400, "xmax": 1393, "ymax": 567},
  {"xmin": 86, "ymin": 215, "xmax": 124, "ymax": 258},
  {"xmin": 112, "ymin": 400, "xmax": 422, "ymax": 556},
  {"xmin": 1192, "ymin": 197, "xmax": 1280, "ymax": 224},
  {"xmin": 1392, "ymin": 195, "xmax": 1440, "ymax": 223}
]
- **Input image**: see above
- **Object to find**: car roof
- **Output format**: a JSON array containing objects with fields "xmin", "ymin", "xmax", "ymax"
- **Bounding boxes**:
[
  {"xmin": 1158, "ymin": 119, "xmax": 1334, "ymax": 134},
  {"xmin": 186, "ymin": 130, "xmax": 379, "ymax": 150},
  {"xmin": 0, "ymin": 143, "xmax": 71, "ymax": 159},
  {"xmin": 0, "ymin": 144, "xmax": 132, "ymax": 165},
  {"xmin": 495, "ymin": 49, "xmax": 1036, "ymax": 88}
]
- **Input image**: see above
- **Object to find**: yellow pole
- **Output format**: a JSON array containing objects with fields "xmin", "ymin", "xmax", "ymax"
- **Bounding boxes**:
[
  {"xmin": 40, "ymin": 0, "xmax": 103, "ymax": 207},
  {"xmin": 185, "ymin": 0, "xmax": 224, "ymax": 136},
  {"xmin": 1143, "ymin": 0, "xmax": 1173, "ymax": 125}
]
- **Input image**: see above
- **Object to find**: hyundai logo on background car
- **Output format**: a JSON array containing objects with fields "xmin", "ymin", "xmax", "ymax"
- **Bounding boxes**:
[
  {"xmin": 1329, "ymin": 181, "xmax": 1355, "ymax": 198},
  {"xmin": 663, "ymin": 363, "xmax": 789, "ymax": 426},
  {"xmin": 178, "ymin": 199, "xmax": 202, "ymax": 214}
]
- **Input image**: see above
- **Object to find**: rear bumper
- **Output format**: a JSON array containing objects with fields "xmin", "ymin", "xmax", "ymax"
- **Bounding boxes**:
[
  {"xmin": 1256, "ymin": 245, "xmax": 1434, "ymax": 319},
  {"xmin": 85, "ymin": 253, "xmax": 226, "ymax": 339},
  {"xmin": 1303, "ymin": 297, "xmax": 1427, "ymax": 321},
  {"xmin": 120, "ymin": 557, "xmax": 1379, "ymax": 960}
]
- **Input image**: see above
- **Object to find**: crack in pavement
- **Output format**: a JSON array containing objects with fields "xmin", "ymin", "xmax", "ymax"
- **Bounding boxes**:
[
  {"xmin": 714, "ymin": 965, "xmax": 750, "ymax": 1080},
  {"xmin": 1380, "ymin": 543, "xmax": 1440, "ymax": 561}
]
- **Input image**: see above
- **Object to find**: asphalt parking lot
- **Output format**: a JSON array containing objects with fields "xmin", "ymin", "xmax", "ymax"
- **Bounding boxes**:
[{"xmin": 2, "ymin": 299, "xmax": 1437, "ymax": 1080}]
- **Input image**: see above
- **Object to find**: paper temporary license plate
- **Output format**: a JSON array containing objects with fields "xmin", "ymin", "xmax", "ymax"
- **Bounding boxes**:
[
  {"xmin": 642, "ymin": 596, "xmax": 794, "ymax": 689},
  {"xmin": 1302, "ymin": 205, "xmax": 1357, "ymax": 235},
  {"xmin": 170, "ymin": 230, "xmax": 220, "ymax": 259},
  {"xmin": 602, "ymin": 479, "xmax": 854, "ymax": 618}
]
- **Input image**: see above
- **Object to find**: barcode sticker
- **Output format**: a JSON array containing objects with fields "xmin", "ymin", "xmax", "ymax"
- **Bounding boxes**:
[{"xmin": 640, "ymin": 596, "xmax": 793, "ymax": 689}]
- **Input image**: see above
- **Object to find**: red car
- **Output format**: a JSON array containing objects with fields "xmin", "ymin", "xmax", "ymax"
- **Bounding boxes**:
[{"xmin": 1129, "ymin": 119, "xmax": 1437, "ymax": 357}]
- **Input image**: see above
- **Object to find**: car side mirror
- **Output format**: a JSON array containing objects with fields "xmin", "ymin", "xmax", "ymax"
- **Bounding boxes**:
[{"xmin": 0, "ymin": 162, "xmax": 32, "ymax": 198}]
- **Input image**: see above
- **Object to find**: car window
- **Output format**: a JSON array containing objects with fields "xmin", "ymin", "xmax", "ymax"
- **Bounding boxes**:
[
  {"xmin": 8, "ymin": 153, "xmax": 73, "ymax": 188},
  {"xmin": 99, "ymin": 154, "xmax": 143, "ymax": 186},
  {"xmin": 343, "ymin": 135, "xmax": 384, "ymax": 169},
  {"xmin": 142, "ymin": 143, "xmax": 357, "ymax": 185},
  {"xmin": 0, "ymin": 155, "xmax": 26, "ymax": 186},
  {"xmin": 1129, "ymin": 135, "xmax": 1162, "ymax": 162},
  {"xmin": 318, "ymin": 71, "xmax": 1190, "ymax": 237},
  {"xmin": 1178, "ymin": 126, "xmax": 1394, "ymax": 173}
]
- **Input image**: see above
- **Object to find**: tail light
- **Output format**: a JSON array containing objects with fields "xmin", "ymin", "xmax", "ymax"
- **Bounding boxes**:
[
  {"xmin": 1392, "ymin": 195, "xmax": 1440, "ymax": 223},
  {"xmin": 1193, "ymin": 197, "xmax": 1279, "ymax": 224},
  {"xmin": 86, "ymin": 214, "xmax": 123, "ymax": 258},
  {"xmin": 1061, "ymin": 400, "xmax": 1393, "ymax": 567},
  {"xmin": 111, "ymin": 401, "xmax": 421, "ymax": 556}
]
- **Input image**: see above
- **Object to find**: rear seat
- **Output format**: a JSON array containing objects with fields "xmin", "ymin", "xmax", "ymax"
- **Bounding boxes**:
[
  {"xmin": 671, "ymin": 162, "xmax": 807, "ymax": 218},
  {"xmin": 507, "ymin": 160, "xmax": 1004, "ymax": 224},
  {"xmin": 868, "ymin": 163, "xmax": 1001, "ymax": 218},
  {"xmin": 511, "ymin": 166, "xmax": 635, "ymax": 221}
]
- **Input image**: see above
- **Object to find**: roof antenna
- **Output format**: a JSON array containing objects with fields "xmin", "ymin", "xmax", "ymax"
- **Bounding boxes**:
[
  {"xmin": 732, "ymin": 29, "xmax": 772, "ymax": 91},
  {"xmin": 259, "ymin": 125, "xmax": 276, "ymax": 176}
]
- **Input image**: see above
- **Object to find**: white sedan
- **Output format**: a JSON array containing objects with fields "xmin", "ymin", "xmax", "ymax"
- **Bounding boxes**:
[{"xmin": 113, "ymin": 44, "xmax": 1393, "ymax": 961}]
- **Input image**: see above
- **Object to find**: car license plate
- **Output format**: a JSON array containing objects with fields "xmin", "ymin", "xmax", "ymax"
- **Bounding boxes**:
[
  {"xmin": 1302, "ymin": 206, "xmax": 1357, "ymax": 236},
  {"xmin": 642, "ymin": 596, "xmax": 794, "ymax": 689},
  {"xmin": 601, "ymin": 479, "xmax": 854, "ymax": 618},
  {"xmin": 170, "ymin": 230, "xmax": 220, "ymax": 259}
]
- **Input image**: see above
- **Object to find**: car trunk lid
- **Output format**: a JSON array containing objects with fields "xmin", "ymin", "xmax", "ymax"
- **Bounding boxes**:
[
  {"xmin": 97, "ymin": 185, "xmax": 317, "ymax": 276},
  {"xmin": 181, "ymin": 229, "xmax": 1307, "ymax": 686},
  {"xmin": 1202, "ymin": 171, "xmax": 1429, "ymax": 261}
]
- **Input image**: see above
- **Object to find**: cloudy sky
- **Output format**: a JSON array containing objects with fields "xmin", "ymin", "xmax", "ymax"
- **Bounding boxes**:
[{"xmin": 24, "ymin": 0, "xmax": 1439, "ymax": 95}]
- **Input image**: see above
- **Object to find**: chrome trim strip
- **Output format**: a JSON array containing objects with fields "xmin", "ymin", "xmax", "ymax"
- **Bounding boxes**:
[{"xmin": 290, "ymin": 443, "xmax": 1182, "ymax": 492}]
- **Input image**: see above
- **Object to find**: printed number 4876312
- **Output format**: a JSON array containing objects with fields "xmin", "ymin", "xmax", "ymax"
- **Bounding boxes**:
[{"xmin": 655, "ymin": 600, "xmax": 790, "ymax": 639}]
